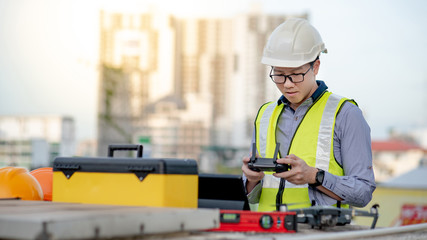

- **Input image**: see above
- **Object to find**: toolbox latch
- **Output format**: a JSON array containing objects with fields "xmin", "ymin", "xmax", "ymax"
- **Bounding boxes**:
[
  {"xmin": 54, "ymin": 164, "xmax": 80, "ymax": 179},
  {"xmin": 128, "ymin": 166, "xmax": 155, "ymax": 181}
]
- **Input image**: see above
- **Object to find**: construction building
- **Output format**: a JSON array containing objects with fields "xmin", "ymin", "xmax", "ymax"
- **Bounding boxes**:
[
  {"xmin": 97, "ymin": 8, "xmax": 304, "ymax": 163},
  {"xmin": 0, "ymin": 115, "xmax": 75, "ymax": 169}
]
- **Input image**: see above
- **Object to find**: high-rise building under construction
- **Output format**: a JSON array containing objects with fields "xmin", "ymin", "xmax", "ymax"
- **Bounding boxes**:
[{"xmin": 98, "ymin": 8, "xmax": 305, "ymax": 163}]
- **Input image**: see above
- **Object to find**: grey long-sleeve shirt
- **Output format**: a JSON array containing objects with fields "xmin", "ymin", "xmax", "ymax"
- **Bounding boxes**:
[{"xmin": 245, "ymin": 81, "xmax": 376, "ymax": 208}]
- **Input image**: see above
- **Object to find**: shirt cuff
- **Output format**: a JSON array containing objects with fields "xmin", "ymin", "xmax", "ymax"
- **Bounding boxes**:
[
  {"xmin": 321, "ymin": 171, "xmax": 337, "ymax": 190},
  {"xmin": 247, "ymin": 180, "xmax": 262, "ymax": 204}
]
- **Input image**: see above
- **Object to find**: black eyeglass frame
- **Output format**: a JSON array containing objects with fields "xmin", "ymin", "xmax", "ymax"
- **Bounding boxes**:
[{"xmin": 269, "ymin": 60, "xmax": 317, "ymax": 84}]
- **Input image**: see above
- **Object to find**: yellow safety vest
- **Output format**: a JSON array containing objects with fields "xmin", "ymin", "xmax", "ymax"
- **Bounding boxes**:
[{"xmin": 255, "ymin": 92, "xmax": 354, "ymax": 211}]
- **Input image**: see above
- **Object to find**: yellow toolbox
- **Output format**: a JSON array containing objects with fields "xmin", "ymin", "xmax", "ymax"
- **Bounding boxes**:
[{"xmin": 52, "ymin": 145, "xmax": 198, "ymax": 208}]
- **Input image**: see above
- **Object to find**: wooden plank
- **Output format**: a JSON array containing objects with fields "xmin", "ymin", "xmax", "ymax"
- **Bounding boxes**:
[{"xmin": 0, "ymin": 200, "xmax": 219, "ymax": 240}]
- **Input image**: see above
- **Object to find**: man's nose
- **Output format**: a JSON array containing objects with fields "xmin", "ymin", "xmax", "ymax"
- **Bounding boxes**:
[{"xmin": 282, "ymin": 77, "xmax": 295, "ymax": 87}]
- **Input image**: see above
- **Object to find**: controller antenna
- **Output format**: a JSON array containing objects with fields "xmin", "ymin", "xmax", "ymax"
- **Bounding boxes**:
[
  {"xmin": 273, "ymin": 143, "xmax": 280, "ymax": 161},
  {"xmin": 251, "ymin": 143, "xmax": 257, "ymax": 161}
]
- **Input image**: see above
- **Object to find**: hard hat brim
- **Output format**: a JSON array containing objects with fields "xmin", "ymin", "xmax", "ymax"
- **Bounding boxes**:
[{"xmin": 261, "ymin": 55, "xmax": 317, "ymax": 68}]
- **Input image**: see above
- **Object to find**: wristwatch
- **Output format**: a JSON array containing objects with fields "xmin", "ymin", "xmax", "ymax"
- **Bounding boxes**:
[{"xmin": 310, "ymin": 169, "xmax": 325, "ymax": 187}]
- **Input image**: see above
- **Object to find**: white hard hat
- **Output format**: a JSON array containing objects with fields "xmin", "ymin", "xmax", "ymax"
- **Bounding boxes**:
[{"xmin": 261, "ymin": 18, "xmax": 327, "ymax": 68}]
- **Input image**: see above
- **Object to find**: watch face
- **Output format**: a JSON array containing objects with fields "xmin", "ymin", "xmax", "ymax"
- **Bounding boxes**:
[{"xmin": 317, "ymin": 169, "xmax": 325, "ymax": 184}]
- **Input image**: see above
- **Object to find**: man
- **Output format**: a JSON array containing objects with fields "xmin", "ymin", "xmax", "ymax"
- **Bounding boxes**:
[{"xmin": 242, "ymin": 18, "xmax": 376, "ymax": 211}]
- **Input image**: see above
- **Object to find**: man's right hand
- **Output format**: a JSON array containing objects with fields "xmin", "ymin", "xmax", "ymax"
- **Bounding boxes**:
[{"xmin": 242, "ymin": 156, "xmax": 264, "ymax": 193}]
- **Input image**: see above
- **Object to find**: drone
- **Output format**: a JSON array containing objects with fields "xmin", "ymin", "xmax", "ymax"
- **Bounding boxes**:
[{"xmin": 280, "ymin": 202, "xmax": 379, "ymax": 229}]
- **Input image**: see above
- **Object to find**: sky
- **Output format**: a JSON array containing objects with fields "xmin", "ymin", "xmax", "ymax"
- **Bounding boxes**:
[{"xmin": 0, "ymin": 0, "xmax": 427, "ymax": 142}]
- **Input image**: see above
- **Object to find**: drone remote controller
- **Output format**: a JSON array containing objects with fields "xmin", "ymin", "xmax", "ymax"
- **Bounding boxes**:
[{"xmin": 247, "ymin": 143, "xmax": 290, "ymax": 173}]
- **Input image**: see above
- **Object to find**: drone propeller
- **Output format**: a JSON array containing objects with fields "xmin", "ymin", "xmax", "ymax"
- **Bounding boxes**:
[{"xmin": 347, "ymin": 204, "xmax": 379, "ymax": 229}]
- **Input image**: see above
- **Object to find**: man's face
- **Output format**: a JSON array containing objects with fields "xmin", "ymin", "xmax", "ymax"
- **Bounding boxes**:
[{"xmin": 271, "ymin": 60, "xmax": 320, "ymax": 109}]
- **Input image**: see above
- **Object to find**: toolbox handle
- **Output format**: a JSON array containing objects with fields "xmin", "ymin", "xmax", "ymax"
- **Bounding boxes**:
[{"xmin": 108, "ymin": 144, "xmax": 143, "ymax": 158}]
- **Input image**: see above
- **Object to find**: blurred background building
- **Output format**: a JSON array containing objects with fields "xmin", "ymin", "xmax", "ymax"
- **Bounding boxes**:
[
  {"xmin": 96, "ymin": 9, "xmax": 303, "ymax": 170},
  {"xmin": 372, "ymin": 139, "xmax": 427, "ymax": 182},
  {"xmin": 355, "ymin": 158, "xmax": 427, "ymax": 227},
  {"xmin": 0, "ymin": 116, "xmax": 75, "ymax": 169}
]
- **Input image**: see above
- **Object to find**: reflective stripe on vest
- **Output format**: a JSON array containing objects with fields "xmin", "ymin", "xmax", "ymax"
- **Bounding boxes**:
[
  {"xmin": 255, "ymin": 92, "xmax": 353, "ymax": 211},
  {"xmin": 255, "ymin": 102, "xmax": 284, "ymax": 159},
  {"xmin": 316, "ymin": 93, "xmax": 343, "ymax": 170}
]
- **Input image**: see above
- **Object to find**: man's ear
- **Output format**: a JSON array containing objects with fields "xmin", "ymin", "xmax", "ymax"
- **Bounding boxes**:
[{"xmin": 313, "ymin": 60, "xmax": 320, "ymax": 75}]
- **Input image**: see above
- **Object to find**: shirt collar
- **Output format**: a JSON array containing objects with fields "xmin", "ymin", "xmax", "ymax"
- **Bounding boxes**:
[{"xmin": 277, "ymin": 80, "xmax": 328, "ymax": 106}]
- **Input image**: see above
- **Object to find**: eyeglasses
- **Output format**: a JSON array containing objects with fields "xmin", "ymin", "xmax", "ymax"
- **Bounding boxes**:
[{"xmin": 269, "ymin": 61, "xmax": 315, "ymax": 84}]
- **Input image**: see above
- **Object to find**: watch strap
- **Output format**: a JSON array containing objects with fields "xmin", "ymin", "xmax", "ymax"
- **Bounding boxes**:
[{"xmin": 310, "ymin": 168, "xmax": 325, "ymax": 187}]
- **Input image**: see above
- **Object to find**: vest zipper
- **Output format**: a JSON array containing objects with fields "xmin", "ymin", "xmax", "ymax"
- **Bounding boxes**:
[
  {"xmin": 275, "ymin": 92, "xmax": 327, "ymax": 210},
  {"xmin": 274, "ymin": 106, "xmax": 286, "ymax": 211}
]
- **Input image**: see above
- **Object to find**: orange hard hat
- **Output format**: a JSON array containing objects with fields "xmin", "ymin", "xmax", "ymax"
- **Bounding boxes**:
[
  {"xmin": 0, "ymin": 167, "xmax": 43, "ymax": 200},
  {"xmin": 30, "ymin": 167, "xmax": 53, "ymax": 201}
]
